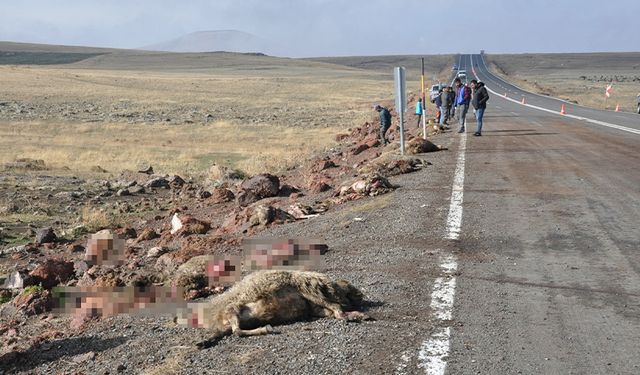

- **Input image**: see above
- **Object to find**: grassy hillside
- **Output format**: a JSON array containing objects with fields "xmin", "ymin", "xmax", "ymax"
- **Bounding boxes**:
[{"xmin": 0, "ymin": 43, "xmax": 405, "ymax": 175}]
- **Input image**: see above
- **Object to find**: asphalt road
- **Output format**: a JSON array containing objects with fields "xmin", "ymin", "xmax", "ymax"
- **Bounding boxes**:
[
  {"xmin": 469, "ymin": 54, "xmax": 640, "ymax": 133},
  {"xmin": 443, "ymin": 54, "xmax": 640, "ymax": 374}
]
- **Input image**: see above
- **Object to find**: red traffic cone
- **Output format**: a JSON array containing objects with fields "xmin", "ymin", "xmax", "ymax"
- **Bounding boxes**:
[
  {"xmin": 560, "ymin": 104, "xmax": 566, "ymax": 115},
  {"xmin": 521, "ymin": 97, "xmax": 526, "ymax": 105},
  {"xmin": 615, "ymin": 104, "xmax": 620, "ymax": 112}
]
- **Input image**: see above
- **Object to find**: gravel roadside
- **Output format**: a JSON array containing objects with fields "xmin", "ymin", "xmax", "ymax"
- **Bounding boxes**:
[{"xmin": 1, "ymin": 128, "xmax": 461, "ymax": 375}]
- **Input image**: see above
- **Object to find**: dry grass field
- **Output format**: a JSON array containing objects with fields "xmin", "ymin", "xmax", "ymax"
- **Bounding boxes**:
[
  {"xmin": 486, "ymin": 53, "xmax": 640, "ymax": 112},
  {"xmin": 0, "ymin": 43, "xmax": 452, "ymax": 176}
]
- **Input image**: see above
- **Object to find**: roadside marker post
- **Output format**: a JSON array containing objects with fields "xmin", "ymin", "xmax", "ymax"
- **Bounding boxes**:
[
  {"xmin": 394, "ymin": 66, "xmax": 407, "ymax": 156},
  {"xmin": 421, "ymin": 58, "xmax": 427, "ymax": 140}
]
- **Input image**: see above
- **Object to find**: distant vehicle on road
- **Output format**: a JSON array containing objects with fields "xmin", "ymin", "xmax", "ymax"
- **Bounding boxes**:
[
  {"xmin": 456, "ymin": 72, "xmax": 467, "ymax": 83},
  {"xmin": 430, "ymin": 84, "xmax": 445, "ymax": 101},
  {"xmin": 452, "ymin": 65, "xmax": 458, "ymax": 71},
  {"xmin": 457, "ymin": 70, "xmax": 467, "ymax": 78}
]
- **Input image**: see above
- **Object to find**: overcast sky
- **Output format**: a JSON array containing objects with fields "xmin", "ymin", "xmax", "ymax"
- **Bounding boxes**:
[{"xmin": 1, "ymin": 0, "xmax": 638, "ymax": 57}]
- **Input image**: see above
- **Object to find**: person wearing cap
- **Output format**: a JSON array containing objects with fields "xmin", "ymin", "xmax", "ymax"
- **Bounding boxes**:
[{"xmin": 375, "ymin": 105, "xmax": 392, "ymax": 145}]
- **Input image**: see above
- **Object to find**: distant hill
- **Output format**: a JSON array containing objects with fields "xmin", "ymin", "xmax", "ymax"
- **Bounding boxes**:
[
  {"xmin": 141, "ymin": 30, "xmax": 280, "ymax": 55},
  {"xmin": 0, "ymin": 41, "xmax": 115, "ymax": 65}
]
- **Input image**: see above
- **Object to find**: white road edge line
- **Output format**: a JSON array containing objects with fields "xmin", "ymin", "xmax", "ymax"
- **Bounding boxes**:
[
  {"xmin": 487, "ymin": 85, "xmax": 640, "ymax": 136},
  {"xmin": 445, "ymin": 131, "xmax": 467, "ymax": 241},
  {"xmin": 470, "ymin": 55, "xmax": 640, "ymax": 136},
  {"xmin": 416, "ymin": 131, "xmax": 466, "ymax": 375}
]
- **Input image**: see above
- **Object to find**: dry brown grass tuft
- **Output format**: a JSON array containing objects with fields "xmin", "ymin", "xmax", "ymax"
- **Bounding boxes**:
[
  {"xmin": 0, "ymin": 120, "xmax": 338, "ymax": 176},
  {"xmin": 80, "ymin": 206, "xmax": 120, "ymax": 232}
]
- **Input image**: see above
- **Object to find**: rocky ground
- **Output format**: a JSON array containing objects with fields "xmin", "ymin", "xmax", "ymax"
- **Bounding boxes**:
[{"xmin": 0, "ymin": 101, "xmax": 454, "ymax": 374}]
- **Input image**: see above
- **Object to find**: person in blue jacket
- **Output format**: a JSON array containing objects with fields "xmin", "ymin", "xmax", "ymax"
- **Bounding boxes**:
[
  {"xmin": 433, "ymin": 91, "xmax": 444, "ymax": 129},
  {"xmin": 454, "ymin": 77, "xmax": 471, "ymax": 133},
  {"xmin": 415, "ymin": 98, "xmax": 424, "ymax": 127}
]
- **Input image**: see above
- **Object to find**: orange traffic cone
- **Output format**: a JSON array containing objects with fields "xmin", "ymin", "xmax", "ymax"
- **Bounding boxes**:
[
  {"xmin": 615, "ymin": 104, "xmax": 620, "ymax": 112},
  {"xmin": 521, "ymin": 97, "xmax": 526, "ymax": 105},
  {"xmin": 560, "ymin": 104, "xmax": 566, "ymax": 115}
]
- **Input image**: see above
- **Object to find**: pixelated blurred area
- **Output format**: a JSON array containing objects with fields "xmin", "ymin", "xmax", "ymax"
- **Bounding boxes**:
[
  {"xmin": 53, "ymin": 285, "xmax": 185, "ymax": 328},
  {"xmin": 173, "ymin": 255, "xmax": 242, "ymax": 298},
  {"xmin": 243, "ymin": 238, "xmax": 328, "ymax": 271},
  {"xmin": 175, "ymin": 303, "xmax": 208, "ymax": 329},
  {"xmin": 84, "ymin": 229, "xmax": 126, "ymax": 266},
  {"xmin": 49, "ymin": 237, "xmax": 328, "ymax": 328}
]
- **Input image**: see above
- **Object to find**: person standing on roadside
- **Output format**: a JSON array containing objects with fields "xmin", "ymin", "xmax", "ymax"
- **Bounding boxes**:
[
  {"xmin": 375, "ymin": 104, "xmax": 392, "ymax": 145},
  {"xmin": 440, "ymin": 87, "xmax": 451, "ymax": 127},
  {"xmin": 454, "ymin": 78, "xmax": 471, "ymax": 133},
  {"xmin": 447, "ymin": 86, "xmax": 456, "ymax": 119},
  {"xmin": 415, "ymin": 98, "xmax": 424, "ymax": 127},
  {"xmin": 433, "ymin": 90, "xmax": 443, "ymax": 128},
  {"xmin": 470, "ymin": 79, "xmax": 489, "ymax": 136},
  {"xmin": 636, "ymin": 93, "xmax": 640, "ymax": 114}
]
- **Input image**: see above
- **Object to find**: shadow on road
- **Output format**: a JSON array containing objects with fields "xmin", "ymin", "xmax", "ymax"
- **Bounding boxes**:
[
  {"xmin": 483, "ymin": 129, "xmax": 537, "ymax": 133},
  {"xmin": 0, "ymin": 335, "xmax": 129, "ymax": 372},
  {"xmin": 482, "ymin": 132, "xmax": 559, "ymax": 137}
]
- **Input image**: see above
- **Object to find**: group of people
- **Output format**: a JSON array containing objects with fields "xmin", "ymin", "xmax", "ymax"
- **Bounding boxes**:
[
  {"xmin": 375, "ymin": 77, "xmax": 489, "ymax": 144},
  {"xmin": 433, "ymin": 78, "xmax": 489, "ymax": 136},
  {"xmin": 377, "ymin": 81, "xmax": 640, "ymax": 146}
]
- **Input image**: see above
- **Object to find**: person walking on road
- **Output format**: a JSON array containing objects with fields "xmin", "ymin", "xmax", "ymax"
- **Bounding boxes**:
[
  {"xmin": 454, "ymin": 78, "xmax": 471, "ymax": 133},
  {"xmin": 375, "ymin": 104, "xmax": 392, "ymax": 145},
  {"xmin": 470, "ymin": 79, "xmax": 489, "ymax": 136},
  {"xmin": 636, "ymin": 93, "xmax": 640, "ymax": 114},
  {"xmin": 415, "ymin": 98, "xmax": 424, "ymax": 127}
]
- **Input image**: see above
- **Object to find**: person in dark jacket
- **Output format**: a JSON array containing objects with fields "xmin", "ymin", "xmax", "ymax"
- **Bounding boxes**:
[
  {"xmin": 470, "ymin": 80, "xmax": 489, "ymax": 136},
  {"xmin": 447, "ymin": 87, "xmax": 456, "ymax": 119},
  {"xmin": 454, "ymin": 77, "xmax": 471, "ymax": 133},
  {"xmin": 375, "ymin": 105, "xmax": 392, "ymax": 145}
]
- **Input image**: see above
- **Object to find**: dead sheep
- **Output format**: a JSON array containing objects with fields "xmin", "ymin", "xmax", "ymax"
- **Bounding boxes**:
[{"xmin": 176, "ymin": 270, "xmax": 371, "ymax": 348}]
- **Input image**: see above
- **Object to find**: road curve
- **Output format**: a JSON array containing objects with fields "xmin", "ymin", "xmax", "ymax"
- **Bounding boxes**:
[{"xmin": 469, "ymin": 54, "xmax": 640, "ymax": 133}]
